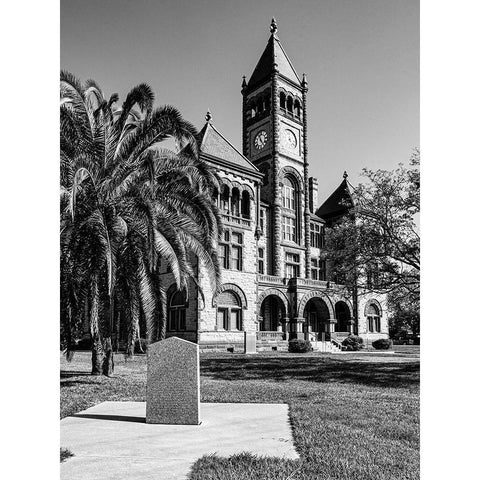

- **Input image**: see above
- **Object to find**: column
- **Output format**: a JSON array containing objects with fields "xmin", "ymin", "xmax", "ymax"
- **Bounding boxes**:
[{"xmin": 302, "ymin": 74, "xmax": 311, "ymax": 278}]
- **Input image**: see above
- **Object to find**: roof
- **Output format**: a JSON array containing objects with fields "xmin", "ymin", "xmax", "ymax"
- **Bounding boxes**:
[
  {"xmin": 197, "ymin": 121, "xmax": 260, "ymax": 175},
  {"xmin": 316, "ymin": 177, "xmax": 353, "ymax": 221},
  {"xmin": 247, "ymin": 31, "xmax": 301, "ymax": 89}
]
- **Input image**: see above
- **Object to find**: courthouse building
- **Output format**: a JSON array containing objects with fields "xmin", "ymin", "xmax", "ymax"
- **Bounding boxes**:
[{"xmin": 160, "ymin": 20, "xmax": 388, "ymax": 352}]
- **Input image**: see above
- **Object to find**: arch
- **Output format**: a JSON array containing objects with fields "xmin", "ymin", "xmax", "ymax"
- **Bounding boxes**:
[
  {"xmin": 286, "ymin": 95, "xmax": 293, "ymax": 113},
  {"xmin": 364, "ymin": 298, "xmax": 383, "ymax": 317},
  {"xmin": 279, "ymin": 166, "xmax": 304, "ymax": 192},
  {"xmin": 213, "ymin": 283, "xmax": 248, "ymax": 310},
  {"xmin": 280, "ymin": 91, "xmax": 286, "ymax": 110},
  {"xmin": 304, "ymin": 297, "xmax": 332, "ymax": 333},
  {"xmin": 297, "ymin": 290, "xmax": 335, "ymax": 319},
  {"xmin": 220, "ymin": 184, "xmax": 230, "ymax": 212},
  {"xmin": 241, "ymin": 190, "xmax": 251, "ymax": 219},
  {"xmin": 240, "ymin": 183, "xmax": 255, "ymax": 198},
  {"xmin": 294, "ymin": 99, "xmax": 302, "ymax": 118},
  {"xmin": 231, "ymin": 187, "xmax": 240, "ymax": 217},
  {"xmin": 256, "ymin": 288, "xmax": 290, "ymax": 316}
]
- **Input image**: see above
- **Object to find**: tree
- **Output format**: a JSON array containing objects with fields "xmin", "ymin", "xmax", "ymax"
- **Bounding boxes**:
[
  {"xmin": 324, "ymin": 150, "xmax": 420, "ymax": 308},
  {"xmin": 60, "ymin": 72, "xmax": 222, "ymax": 376}
]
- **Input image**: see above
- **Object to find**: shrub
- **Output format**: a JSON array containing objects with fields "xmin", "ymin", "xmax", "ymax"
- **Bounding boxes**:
[
  {"xmin": 372, "ymin": 338, "xmax": 392, "ymax": 350},
  {"xmin": 342, "ymin": 335, "xmax": 364, "ymax": 351},
  {"xmin": 288, "ymin": 339, "xmax": 313, "ymax": 353}
]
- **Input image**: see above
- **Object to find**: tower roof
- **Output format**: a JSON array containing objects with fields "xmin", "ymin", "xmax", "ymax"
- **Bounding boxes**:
[
  {"xmin": 316, "ymin": 175, "xmax": 353, "ymax": 221},
  {"xmin": 247, "ymin": 19, "xmax": 301, "ymax": 90},
  {"xmin": 196, "ymin": 119, "xmax": 260, "ymax": 176}
]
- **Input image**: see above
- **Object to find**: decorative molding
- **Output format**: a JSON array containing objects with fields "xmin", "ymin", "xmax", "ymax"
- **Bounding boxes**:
[
  {"xmin": 256, "ymin": 288, "xmax": 290, "ymax": 316},
  {"xmin": 364, "ymin": 298, "xmax": 383, "ymax": 317},
  {"xmin": 212, "ymin": 283, "xmax": 248, "ymax": 310},
  {"xmin": 297, "ymin": 290, "xmax": 335, "ymax": 319}
]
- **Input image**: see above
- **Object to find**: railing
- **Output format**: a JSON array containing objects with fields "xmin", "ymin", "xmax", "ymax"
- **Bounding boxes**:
[
  {"xmin": 258, "ymin": 274, "xmax": 286, "ymax": 285},
  {"xmin": 256, "ymin": 331, "xmax": 286, "ymax": 342},
  {"xmin": 293, "ymin": 278, "xmax": 330, "ymax": 288},
  {"xmin": 221, "ymin": 213, "xmax": 252, "ymax": 228}
]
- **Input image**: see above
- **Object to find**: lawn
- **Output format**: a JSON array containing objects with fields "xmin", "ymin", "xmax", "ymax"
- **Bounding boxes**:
[{"xmin": 61, "ymin": 347, "xmax": 419, "ymax": 480}]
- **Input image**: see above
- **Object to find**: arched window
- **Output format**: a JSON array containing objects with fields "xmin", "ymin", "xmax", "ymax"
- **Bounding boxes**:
[
  {"xmin": 294, "ymin": 99, "xmax": 301, "ymax": 118},
  {"xmin": 168, "ymin": 290, "xmax": 187, "ymax": 331},
  {"xmin": 220, "ymin": 185, "xmax": 230, "ymax": 212},
  {"xmin": 280, "ymin": 92, "xmax": 286, "ymax": 110},
  {"xmin": 241, "ymin": 191, "xmax": 250, "ymax": 219},
  {"xmin": 366, "ymin": 303, "xmax": 381, "ymax": 333},
  {"xmin": 282, "ymin": 177, "xmax": 296, "ymax": 210},
  {"xmin": 216, "ymin": 290, "xmax": 242, "ymax": 331},
  {"xmin": 231, "ymin": 188, "xmax": 240, "ymax": 217},
  {"xmin": 264, "ymin": 95, "xmax": 271, "ymax": 113},
  {"xmin": 286, "ymin": 96, "xmax": 293, "ymax": 113}
]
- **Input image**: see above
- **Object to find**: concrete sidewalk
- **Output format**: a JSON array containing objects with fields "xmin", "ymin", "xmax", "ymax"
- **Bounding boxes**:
[{"xmin": 61, "ymin": 401, "xmax": 299, "ymax": 480}]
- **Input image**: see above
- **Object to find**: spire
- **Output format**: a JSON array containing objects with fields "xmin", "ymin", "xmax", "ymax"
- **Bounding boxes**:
[
  {"xmin": 241, "ymin": 75, "xmax": 247, "ymax": 93},
  {"xmin": 246, "ymin": 20, "xmax": 301, "ymax": 90},
  {"xmin": 343, "ymin": 171, "xmax": 348, "ymax": 179},
  {"xmin": 270, "ymin": 17, "xmax": 278, "ymax": 35},
  {"xmin": 205, "ymin": 109, "xmax": 212, "ymax": 123}
]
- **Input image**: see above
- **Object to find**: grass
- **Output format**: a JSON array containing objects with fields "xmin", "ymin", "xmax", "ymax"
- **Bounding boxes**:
[{"xmin": 61, "ymin": 346, "xmax": 419, "ymax": 479}]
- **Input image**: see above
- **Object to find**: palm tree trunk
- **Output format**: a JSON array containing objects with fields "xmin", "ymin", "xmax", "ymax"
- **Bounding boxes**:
[
  {"xmin": 102, "ymin": 297, "xmax": 115, "ymax": 376},
  {"xmin": 90, "ymin": 275, "xmax": 103, "ymax": 375}
]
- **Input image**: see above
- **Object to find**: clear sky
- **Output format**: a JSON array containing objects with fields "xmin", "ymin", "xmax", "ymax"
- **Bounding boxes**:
[{"xmin": 61, "ymin": 0, "xmax": 419, "ymax": 203}]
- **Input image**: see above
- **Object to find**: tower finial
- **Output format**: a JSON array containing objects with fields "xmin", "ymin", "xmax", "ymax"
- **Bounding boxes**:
[
  {"xmin": 302, "ymin": 73, "xmax": 308, "ymax": 86},
  {"xmin": 205, "ymin": 109, "xmax": 212, "ymax": 123},
  {"xmin": 241, "ymin": 75, "xmax": 247, "ymax": 90},
  {"xmin": 270, "ymin": 17, "xmax": 278, "ymax": 34},
  {"xmin": 343, "ymin": 171, "xmax": 348, "ymax": 179}
]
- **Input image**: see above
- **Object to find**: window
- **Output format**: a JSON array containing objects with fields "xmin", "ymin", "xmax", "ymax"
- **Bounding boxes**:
[
  {"xmin": 241, "ymin": 191, "xmax": 250, "ymax": 219},
  {"xmin": 231, "ymin": 188, "xmax": 240, "ymax": 217},
  {"xmin": 219, "ymin": 243, "xmax": 229, "ymax": 269},
  {"xmin": 310, "ymin": 223, "xmax": 325, "ymax": 248},
  {"xmin": 311, "ymin": 258, "xmax": 326, "ymax": 281},
  {"xmin": 220, "ymin": 185, "xmax": 230, "ymax": 212},
  {"xmin": 216, "ymin": 290, "xmax": 242, "ymax": 331},
  {"xmin": 282, "ymin": 216, "xmax": 296, "ymax": 242},
  {"xmin": 258, "ymin": 248, "xmax": 265, "ymax": 274},
  {"xmin": 219, "ymin": 230, "xmax": 243, "ymax": 271},
  {"xmin": 366, "ymin": 303, "xmax": 381, "ymax": 333},
  {"xmin": 168, "ymin": 290, "xmax": 187, "ymax": 331},
  {"xmin": 280, "ymin": 91, "xmax": 286, "ymax": 110},
  {"xmin": 285, "ymin": 252, "xmax": 300, "ymax": 278},
  {"xmin": 260, "ymin": 208, "xmax": 265, "ymax": 233},
  {"xmin": 294, "ymin": 99, "xmax": 301, "ymax": 118},
  {"xmin": 287, "ymin": 96, "xmax": 293, "ymax": 113},
  {"xmin": 282, "ymin": 177, "xmax": 296, "ymax": 210}
]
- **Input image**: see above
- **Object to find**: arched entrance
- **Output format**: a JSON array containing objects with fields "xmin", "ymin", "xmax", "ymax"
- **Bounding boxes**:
[
  {"xmin": 335, "ymin": 301, "xmax": 352, "ymax": 333},
  {"xmin": 304, "ymin": 297, "xmax": 331, "ymax": 334},
  {"xmin": 259, "ymin": 295, "xmax": 286, "ymax": 332}
]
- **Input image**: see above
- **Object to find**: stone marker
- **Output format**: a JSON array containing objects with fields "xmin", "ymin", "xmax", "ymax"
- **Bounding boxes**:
[
  {"xmin": 146, "ymin": 337, "xmax": 200, "ymax": 425},
  {"xmin": 244, "ymin": 332, "xmax": 256, "ymax": 354}
]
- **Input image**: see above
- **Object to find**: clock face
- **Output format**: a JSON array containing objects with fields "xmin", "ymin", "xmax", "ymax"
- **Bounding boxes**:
[
  {"xmin": 254, "ymin": 130, "xmax": 268, "ymax": 150},
  {"xmin": 285, "ymin": 129, "xmax": 297, "ymax": 149}
]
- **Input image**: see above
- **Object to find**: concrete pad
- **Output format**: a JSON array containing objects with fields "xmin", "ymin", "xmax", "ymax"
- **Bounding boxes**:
[{"xmin": 61, "ymin": 401, "xmax": 299, "ymax": 480}]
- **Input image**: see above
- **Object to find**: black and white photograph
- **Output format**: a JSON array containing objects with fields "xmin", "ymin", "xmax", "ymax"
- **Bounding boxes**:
[
  {"xmin": 59, "ymin": 1, "xmax": 420, "ymax": 479},
  {"xmin": 5, "ymin": 1, "xmax": 480, "ymax": 479}
]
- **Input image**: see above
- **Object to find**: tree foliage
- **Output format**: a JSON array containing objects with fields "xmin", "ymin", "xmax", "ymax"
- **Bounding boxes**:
[
  {"xmin": 60, "ymin": 71, "xmax": 222, "ymax": 375},
  {"xmin": 325, "ymin": 150, "xmax": 420, "ymax": 307}
]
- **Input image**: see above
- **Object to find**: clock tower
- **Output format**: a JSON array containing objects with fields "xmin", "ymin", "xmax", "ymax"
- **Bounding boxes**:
[{"xmin": 242, "ymin": 18, "xmax": 311, "ymax": 278}]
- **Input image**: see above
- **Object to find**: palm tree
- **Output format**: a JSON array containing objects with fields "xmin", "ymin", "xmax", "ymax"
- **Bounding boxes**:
[{"xmin": 60, "ymin": 71, "xmax": 222, "ymax": 376}]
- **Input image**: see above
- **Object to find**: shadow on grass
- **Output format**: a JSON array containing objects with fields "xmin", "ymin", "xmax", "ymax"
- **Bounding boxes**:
[
  {"xmin": 60, "ymin": 371, "xmax": 94, "ymax": 378},
  {"xmin": 201, "ymin": 355, "xmax": 419, "ymax": 389},
  {"xmin": 72, "ymin": 413, "xmax": 145, "ymax": 423}
]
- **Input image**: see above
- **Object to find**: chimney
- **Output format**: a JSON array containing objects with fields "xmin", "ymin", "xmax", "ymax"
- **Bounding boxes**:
[{"xmin": 308, "ymin": 177, "xmax": 318, "ymax": 213}]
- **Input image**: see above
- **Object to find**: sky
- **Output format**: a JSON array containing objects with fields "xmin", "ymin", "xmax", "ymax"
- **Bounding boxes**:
[{"xmin": 61, "ymin": 0, "xmax": 419, "ymax": 203}]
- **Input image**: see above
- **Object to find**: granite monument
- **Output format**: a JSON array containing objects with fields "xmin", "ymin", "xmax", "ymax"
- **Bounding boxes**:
[{"xmin": 146, "ymin": 337, "xmax": 200, "ymax": 425}]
